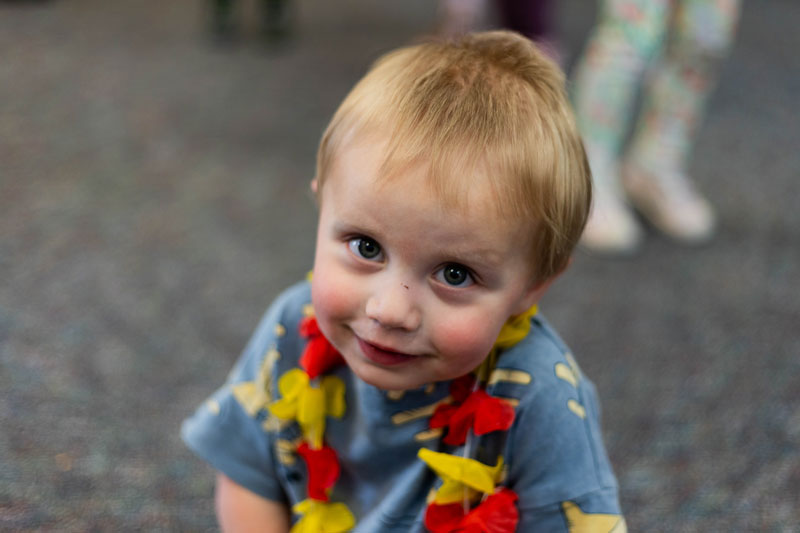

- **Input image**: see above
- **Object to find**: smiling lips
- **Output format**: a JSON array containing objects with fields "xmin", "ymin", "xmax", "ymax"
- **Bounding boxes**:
[{"xmin": 356, "ymin": 337, "xmax": 419, "ymax": 366}]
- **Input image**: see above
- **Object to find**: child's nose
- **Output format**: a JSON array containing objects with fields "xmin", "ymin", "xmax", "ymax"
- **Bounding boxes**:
[{"xmin": 365, "ymin": 280, "xmax": 421, "ymax": 331}]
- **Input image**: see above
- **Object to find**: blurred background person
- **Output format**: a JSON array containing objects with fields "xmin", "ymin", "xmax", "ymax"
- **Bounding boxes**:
[
  {"xmin": 572, "ymin": 0, "xmax": 742, "ymax": 253},
  {"xmin": 437, "ymin": 0, "xmax": 562, "ymax": 62},
  {"xmin": 210, "ymin": 0, "xmax": 292, "ymax": 42}
]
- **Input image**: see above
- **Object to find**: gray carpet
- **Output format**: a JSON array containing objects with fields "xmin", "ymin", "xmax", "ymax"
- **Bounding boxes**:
[{"xmin": 1, "ymin": 0, "xmax": 798, "ymax": 530}]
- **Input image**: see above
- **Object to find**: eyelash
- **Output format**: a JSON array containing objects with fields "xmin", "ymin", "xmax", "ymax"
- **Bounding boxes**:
[{"xmin": 346, "ymin": 236, "xmax": 476, "ymax": 288}]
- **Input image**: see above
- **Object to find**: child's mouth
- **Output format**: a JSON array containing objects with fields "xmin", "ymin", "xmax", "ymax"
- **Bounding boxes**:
[{"xmin": 356, "ymin": 337, "xmax": 418, "ymax": 366}]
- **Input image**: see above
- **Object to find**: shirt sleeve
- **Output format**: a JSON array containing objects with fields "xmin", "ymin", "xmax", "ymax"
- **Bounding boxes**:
[
  {"xmin": 496, "ymin": 325, "xmax": 625, "ymax": 532},
  {"xmin": 181, "ymin": 283, "xmax": 309, "ymax": 504}
]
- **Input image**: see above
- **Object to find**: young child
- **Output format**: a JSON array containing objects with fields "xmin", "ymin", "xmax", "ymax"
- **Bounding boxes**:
[{"xmin": 182, "ymin": 31, "xmax": 625, "ymax": 532}]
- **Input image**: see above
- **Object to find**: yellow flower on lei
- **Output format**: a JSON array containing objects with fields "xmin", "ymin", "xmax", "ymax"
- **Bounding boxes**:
[
  {"xmin": 494, "ymin": 304, "xmax": 537, "ymax": 350},
  {"xmin": 477, "ymin": 303, "xmax": 538, "ymax": 381},
  {"xmin": 290, "ymin": 499, "xmax": 355, "ymax": 533},
  {"xmin": 418, "ymin": 448, "xmax": 505, "ymax": 505},
  {"xmin": 269, "ymin": 369, "xmax": 345, "ymax": 448}
]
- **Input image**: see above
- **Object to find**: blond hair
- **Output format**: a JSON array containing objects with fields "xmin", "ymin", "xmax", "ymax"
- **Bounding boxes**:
[{"xmin": 315, "ymin": 31, "xmax": 591, "ymax": 282}]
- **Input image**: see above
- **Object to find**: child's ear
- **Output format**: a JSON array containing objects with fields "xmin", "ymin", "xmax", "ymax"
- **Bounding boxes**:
[
  {"xmin": 514, "ymin": 257, "xmax": 572, "ymax": 315},
  {"xmin": 514, "ymin": 277, "xmax": 556, "ymax": 315},
  {"xmin": 310, "ymin": 179, "xmax": 319, "ymax": 195}
]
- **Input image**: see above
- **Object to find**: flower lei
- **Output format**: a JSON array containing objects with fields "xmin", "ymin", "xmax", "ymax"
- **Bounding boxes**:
[{"xmin": 268, "ymin": 305, "xmax": 538, "ymax": 533}]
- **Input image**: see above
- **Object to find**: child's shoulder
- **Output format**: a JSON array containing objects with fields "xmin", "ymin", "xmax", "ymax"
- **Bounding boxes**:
[
  {"xmin": 491, "ymin": 314, "xmax": 619, "ymax": 509},
  {"xmin": 225, "ymin": 280, "xmax": 312, "ymax": 381},
  {"xmin": 492, "ymin": 313, "xmax": 601, "ymax": 428},
  {"xmin": 267, "ymin": 279, "xmax": 313, "ymax": 327},
  {"xmin": 253, "ymin": 280, "xmax": 312, "ymax": 342},
  {"xmin": 490, "ymin": 313, "xmax": 584, "ymax": 402},
  {"xmin": 490, "ymin": 311, "xmax": 603, "ymax": 452}
]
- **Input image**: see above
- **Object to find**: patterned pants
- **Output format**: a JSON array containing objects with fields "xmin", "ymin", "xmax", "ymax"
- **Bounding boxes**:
[{"xmin": 572, "ymin": 0, "xmax": 742, "ymax": 176}]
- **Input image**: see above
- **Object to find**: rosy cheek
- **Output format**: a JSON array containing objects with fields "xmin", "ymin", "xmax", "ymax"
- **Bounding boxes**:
[
  {"xmin": 433, "ymin": 314, "xmax": 497, "ymax": 364},
  {"xmin": 311, "ymin": 264, "xmax": 358, "ymax": 328}
]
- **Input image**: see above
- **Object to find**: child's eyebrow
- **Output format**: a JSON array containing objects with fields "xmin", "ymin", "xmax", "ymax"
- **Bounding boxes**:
[
  {"xmin": 331, "ymin": 220, "xmax": 374, "ymax": 237},
  {"xmin": 438, "ymin": 245, "xmax": 504, "ymax": 271}
]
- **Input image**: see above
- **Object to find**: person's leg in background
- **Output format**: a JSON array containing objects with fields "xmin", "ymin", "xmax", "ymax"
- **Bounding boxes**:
[
  {"xmin": 211, "ymin": 0, "xmax": 237, "ymax": 41},
  {"xmin": 495, "ymin": 0, "xmax": 561, "ymax": 63},
  {"xmin": 260, "ymin": 0, "xmax": 292, "ymax": 42},
  {"xmin": 209, "ymin": 0, "xmax": 293, "ymax": 44},
  {"xmin": 571, "ymin": 0, "xmax": 672, "ymax": 253},
  {"xmin": 623, "ymin": 0, "xmax": 742, "ymax": 242}
]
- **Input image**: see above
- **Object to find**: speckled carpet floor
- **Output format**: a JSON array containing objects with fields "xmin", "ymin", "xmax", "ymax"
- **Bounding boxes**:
[{"xmin": 1, "ymin": 0, "xmax": 798, "ymax": 530}]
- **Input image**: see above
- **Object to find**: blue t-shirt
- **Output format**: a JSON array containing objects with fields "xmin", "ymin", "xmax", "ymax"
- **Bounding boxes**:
[{"xmin": 182, "ymin": 281, "xmax": 625, "ymax": 532}]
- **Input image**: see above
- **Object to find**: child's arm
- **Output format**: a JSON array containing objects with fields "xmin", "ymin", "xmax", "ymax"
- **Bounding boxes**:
[{"xmin": 215, "ymin": 473, "xmax": 290, "ymax": 533}]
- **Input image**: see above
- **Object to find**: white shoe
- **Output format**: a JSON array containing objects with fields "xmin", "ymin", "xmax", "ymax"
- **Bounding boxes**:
[
  {"xmin": 579, "ymin": 143, "xmax": 643, "ymax": 254},
  {"xmin": 580, "ymin": 192, "xmax": 642, "ymax": 254},
  {"xmin": 622, "ymin": 160, "xmax": 716, "ymax": 244}
]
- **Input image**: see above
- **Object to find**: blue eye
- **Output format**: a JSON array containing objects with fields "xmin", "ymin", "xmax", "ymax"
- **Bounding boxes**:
[
  {"xmin": 348, "ymin": 237, "xmax": 383, "ymax": 261},
  {"xmin": 436, "ymin": 264, "xmax": 473, "ymax": 287}
]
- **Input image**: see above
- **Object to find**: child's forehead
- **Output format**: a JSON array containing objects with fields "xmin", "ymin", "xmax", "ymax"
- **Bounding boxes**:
[{"xmin": 333, "ymin": 131, "xmax": 509, "ymax": 218}]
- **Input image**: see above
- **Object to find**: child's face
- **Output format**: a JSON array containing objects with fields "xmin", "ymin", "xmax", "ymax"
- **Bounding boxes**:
[{"xmin": 311, "ymin": 136, "xmax": 549, "ymax": 391}]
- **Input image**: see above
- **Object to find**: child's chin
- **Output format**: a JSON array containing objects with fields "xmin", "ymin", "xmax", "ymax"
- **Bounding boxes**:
[{"xmin": 350, "ymin": 362, "xmax": 429, "ymax": 392}]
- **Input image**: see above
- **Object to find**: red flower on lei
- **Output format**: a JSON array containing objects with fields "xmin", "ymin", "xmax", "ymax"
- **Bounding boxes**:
[
  {"xmin": 294, "ymin": 317, "xmax": 346, "ymax": 503},
  {"xmin": 429, "ymin": 375, "xmax": 516, "ymax": 446},
  {"xmin": 296, "ymin": 442, "xmax": 341, "ymax": 501},
  {"xmin": 299, "ymin": 316, "xmax": 345, "ymax": 379},
  {"xmin": 424, "ymin": 488, "xmax": 519, "ymax": 533}
]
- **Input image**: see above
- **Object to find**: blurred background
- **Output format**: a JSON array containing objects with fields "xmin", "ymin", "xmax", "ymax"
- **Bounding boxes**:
[{"xmin": 1, "ymin": 0, "xmax": 798, "ymax": 530}]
